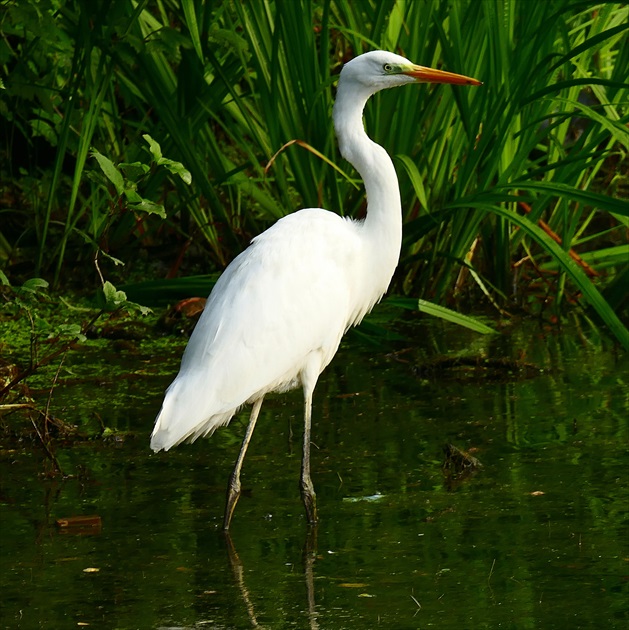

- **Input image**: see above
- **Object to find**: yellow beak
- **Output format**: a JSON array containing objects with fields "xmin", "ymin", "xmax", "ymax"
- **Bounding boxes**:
[{"xmin": 404, "ymin": 64, "xmax": 482, "ymax": 86}]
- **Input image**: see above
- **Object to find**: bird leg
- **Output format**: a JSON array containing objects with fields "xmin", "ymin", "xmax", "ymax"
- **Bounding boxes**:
[
  {"xmin": 300, "ymin": 391, "xmax": 318, "ymax": 524},
  {"xmin": 224, "ymin": 397, "xmax": 264, "ymax": 530}
]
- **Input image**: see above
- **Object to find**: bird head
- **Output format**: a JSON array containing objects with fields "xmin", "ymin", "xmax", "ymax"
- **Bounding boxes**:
[{"xmin": 340, "ymin": 50, "xmax": 482, "ymax": 92}]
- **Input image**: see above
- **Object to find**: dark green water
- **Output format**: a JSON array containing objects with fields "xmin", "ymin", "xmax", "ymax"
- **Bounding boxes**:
[{"xmin": 1, "ymin": 319, "xmax": 628, "ymax": 629}]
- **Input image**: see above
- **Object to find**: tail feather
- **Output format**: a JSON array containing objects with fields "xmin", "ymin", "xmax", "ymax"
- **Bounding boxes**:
[{"xmin": 150, "ymin": 373, "xmax": 235, "ymax": 452}]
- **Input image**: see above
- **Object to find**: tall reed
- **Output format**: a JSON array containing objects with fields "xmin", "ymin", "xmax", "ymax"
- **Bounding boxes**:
[{"xmin": 1, "ymin": 0, "xmax": 627, "ymax": 346}]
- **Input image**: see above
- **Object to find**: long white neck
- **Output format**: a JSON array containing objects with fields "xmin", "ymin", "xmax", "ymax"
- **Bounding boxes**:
[{"xmin": 332, "ymin": 80, "xmax": 403, "ymax": 297}]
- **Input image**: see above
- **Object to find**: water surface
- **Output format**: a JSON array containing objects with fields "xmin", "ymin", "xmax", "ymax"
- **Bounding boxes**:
[{"xmin": 1, "ymin": 319, "xmax": 627, "ymax": 628}]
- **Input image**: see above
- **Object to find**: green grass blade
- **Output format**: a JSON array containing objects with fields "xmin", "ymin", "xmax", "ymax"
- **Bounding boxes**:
[
  {"xmin": 449, "ymin": 201, "xmax": 629, "ymax": 349},
  {"xmin": 416, "ymin": 299, "xmax": 497, "ymax": 335}
]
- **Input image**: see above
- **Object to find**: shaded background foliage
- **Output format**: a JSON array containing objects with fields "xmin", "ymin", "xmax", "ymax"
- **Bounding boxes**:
[{"xmin": 0, "ymin": 0, "xmax": 628, "ymax": 346}]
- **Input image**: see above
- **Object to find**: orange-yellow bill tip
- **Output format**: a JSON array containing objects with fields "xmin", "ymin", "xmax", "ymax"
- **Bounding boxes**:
[{"xmin": 405, "ymin": 64, "xmax": 482, "ymax": 86}]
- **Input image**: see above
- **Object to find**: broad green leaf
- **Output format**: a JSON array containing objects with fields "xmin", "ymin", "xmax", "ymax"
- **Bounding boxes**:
[
  {"xmin": 157, "ymin": 157, "xmax": 192, "ymax": 186},
  {"xmin": 128, "ymin": 200, "xmax": 167, "ymax": 218},
  {"xmin": 124, "ymin": 188, "xmax": 143, "ymax": 204},
  {"xmin": 22, "ymin": 278, "xmax": 49, "ymax": 292},
  {"xmin": 142, "ymin": 133, "xmax": 192, "ymax": 185},
  {"xmin": 119, "ymin": 161, "xmax": 150, "ymax": 178},
  {"xmin": 102, "ymin": 281, "xmax": 128, "ymax": 308},
  {"xmin": 142, "ymin": 134, "xmax": 162, "ymax": 161},
  {"xmin": 92, "ymin": 149, "xmax": 125, "ymax": 195}
]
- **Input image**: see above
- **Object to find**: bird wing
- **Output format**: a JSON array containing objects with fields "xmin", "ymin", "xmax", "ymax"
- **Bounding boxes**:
[{"xmin": 151, "ymin": 209, "xmax": 364, "ymax": 450}]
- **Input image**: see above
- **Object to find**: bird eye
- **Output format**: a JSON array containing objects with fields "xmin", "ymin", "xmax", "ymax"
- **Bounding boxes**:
[{"xmin": 383, "ymin": 63, "xmax": 394, "ymax": 73}]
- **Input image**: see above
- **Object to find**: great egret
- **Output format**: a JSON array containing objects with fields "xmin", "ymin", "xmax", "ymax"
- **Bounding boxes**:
[{"xmin": 151, "ymin": 50, "xmax": 481, "ymax": 529}]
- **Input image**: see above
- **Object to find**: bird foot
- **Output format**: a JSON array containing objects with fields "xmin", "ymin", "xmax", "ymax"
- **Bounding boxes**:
[{"xmin": 224, "ymin": 477, "xmax": 241, "ymax": 530}]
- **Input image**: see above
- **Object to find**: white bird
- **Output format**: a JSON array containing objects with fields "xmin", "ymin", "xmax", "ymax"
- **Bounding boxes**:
[{"xmin": 151, "ymin": 50, "xmax": 481, "ymax": 529}]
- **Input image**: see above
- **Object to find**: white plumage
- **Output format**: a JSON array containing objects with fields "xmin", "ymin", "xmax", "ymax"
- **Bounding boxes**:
[
  {"xmin": 150, "ymin": 50, "xmax": 480, "ymax": 528},
  {"xmin": 151, "ymin": 210, "xmax": 368, "ymax": 450}
]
